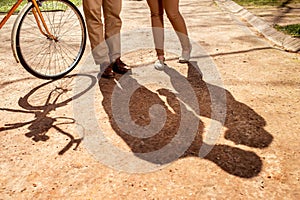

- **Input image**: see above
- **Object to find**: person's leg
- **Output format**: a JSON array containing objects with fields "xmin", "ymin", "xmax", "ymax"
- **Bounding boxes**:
[
  {"xmin": 146, "ymin": 0, "xmax": 164, "ymax": 60},
  {"xmin": 83, "ymin": 0, "xmax": 103, "ymax": 49},
  {"xmin": 99, "ymin": 0, "xmax": 129, "ymax": 76},
  {"xmin": 163, "ymin": 0, "xmax": 191, "ymax": 60},
  {"xmin": 83, "ymin": 0, "xmax": 110, "ymax": 65},
  {"xmin": 103, "ymin": 0, "xmax": 122, "ymax": 63}
]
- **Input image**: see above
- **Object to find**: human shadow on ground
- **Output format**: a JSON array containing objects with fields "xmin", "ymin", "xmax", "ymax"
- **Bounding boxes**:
[
  {"xmin": 0, "ymin": 74, "xmax": 97, "ymax": 155},
  {"xmin": 98, "ymin": 61, "xmax": 273, "ymax": 178}
]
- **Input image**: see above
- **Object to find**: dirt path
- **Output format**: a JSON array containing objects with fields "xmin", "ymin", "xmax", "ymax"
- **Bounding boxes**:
[{"xmin": 0, "ymin": 0, "xmax": 299, "ymax": 199}]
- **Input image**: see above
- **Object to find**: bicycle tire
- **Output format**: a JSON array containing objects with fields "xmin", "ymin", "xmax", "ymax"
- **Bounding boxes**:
[{"xmin": 15, "ymin": 0, "xmax": 86, "ymax": 79}]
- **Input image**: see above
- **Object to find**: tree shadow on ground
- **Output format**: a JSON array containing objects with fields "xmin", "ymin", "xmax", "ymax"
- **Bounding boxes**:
[
  {"xmin": 254, "ymin": 0, "xmax": 299, "ymax": 25},
  {"xmin": 98, "ymin": 61, "xmax": 273, "ymax": 178},
  {"xmin": 0, "ymin": 74, "xmax": 97, "ymax": 155}
]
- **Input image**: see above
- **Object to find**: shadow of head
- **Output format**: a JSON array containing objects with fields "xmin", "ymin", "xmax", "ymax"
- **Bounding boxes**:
[
  {"xmin": 184, "ymin": 62, "xmax": 273, "ymax": 149},
  {"xmin": 224, "ymin": 98, "xmax": 273, "ymax": 148}
]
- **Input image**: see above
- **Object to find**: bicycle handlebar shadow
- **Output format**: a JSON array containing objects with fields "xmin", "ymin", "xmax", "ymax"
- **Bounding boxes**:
[
  {"xmin": 98, "ymin": 61, "xmax": 273, "ymax": 178},
  {"xmin": 0, "ymin": 74, "xmax": 97, "ymax": 155}
]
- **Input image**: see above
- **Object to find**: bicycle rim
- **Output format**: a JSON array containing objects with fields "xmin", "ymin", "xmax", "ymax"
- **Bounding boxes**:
[{"xmin": 16, "ymin": 0, "xmax": 86, "ymax": 79}]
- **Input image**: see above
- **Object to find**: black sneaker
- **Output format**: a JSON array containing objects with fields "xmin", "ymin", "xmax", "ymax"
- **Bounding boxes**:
[{"xmin": 101, "ymin": 64, "xmax": 115, "ymax": 78}]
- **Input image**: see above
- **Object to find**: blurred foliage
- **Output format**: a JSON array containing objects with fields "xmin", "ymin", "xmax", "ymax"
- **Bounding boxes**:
[
  {"xmin": 233, "ymin": 0, "xmax": 300, "ymax": 7},
  {"xmin": 0, "ymin": 0, "xmax": 81, "ymax": 13},
  {"xmin": 0, "ymin": 0, "xmax": 26, "ymax": 12}
]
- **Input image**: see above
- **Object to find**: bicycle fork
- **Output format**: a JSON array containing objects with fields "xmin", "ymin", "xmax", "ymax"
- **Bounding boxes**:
[
  {"xmin": 11, "ymin": 0, "xmax": 58, "ymax": 63},
  {"xmin": 31, "ymin": 0, "xmax": 58, "ymax": 41}
]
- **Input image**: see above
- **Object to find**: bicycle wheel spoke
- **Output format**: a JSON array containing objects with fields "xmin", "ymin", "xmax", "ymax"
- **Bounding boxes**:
[
  {"xmin": 57, "ymin": 39, "xmax": 80, "ymax": 58},
  {"xmin": 57, "ymin": 11, "xmax": 77, "ymax": 35}
]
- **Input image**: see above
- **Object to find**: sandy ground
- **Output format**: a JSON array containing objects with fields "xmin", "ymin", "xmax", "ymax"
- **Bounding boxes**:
[{"xmin": 0, "ymin": 0, "xmax": 299, "ymax": 199}]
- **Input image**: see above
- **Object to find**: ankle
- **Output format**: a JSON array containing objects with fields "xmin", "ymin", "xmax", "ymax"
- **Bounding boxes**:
[
  {"xmin": 182, "ymin": 42, "xmax": 192, "ymax": 52},
  {"xmin": 158, "ymin": 55, "xmax": 165, "ymax": 61}
]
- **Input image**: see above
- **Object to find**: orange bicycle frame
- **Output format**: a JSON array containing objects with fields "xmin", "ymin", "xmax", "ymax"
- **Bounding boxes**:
[
  {"xmin": 0, "ymin": 0, "xmax": 56, "ymax": 40},
  {"xmin": 0, "ymin": 0, "xmax": 23, "ymax": 29}
]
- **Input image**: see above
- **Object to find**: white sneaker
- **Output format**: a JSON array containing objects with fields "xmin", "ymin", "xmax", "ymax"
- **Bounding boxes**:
[{"xmin": 154, "ymin": 59, "xmax": 166, "ymax": 71}]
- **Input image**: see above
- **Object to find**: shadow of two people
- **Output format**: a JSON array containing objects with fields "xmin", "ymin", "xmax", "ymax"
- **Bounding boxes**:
[{"xmin": 98, "ymin": 61, "xmax": 273, "ymax": 178}]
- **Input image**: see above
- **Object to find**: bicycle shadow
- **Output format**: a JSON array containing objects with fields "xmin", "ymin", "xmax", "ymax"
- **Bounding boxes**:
[
  {"xmin": 0, "ymin": 74, "xmax": 97, "ymax": 155},
  {"xmin": 98, "ymin": 62, "xmax": 273, "ymax": 178}
]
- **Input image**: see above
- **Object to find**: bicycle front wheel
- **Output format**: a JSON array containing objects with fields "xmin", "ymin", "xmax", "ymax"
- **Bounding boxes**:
[{"xmin": 15, "ymin": 0, "xmax": 86, "ymax": 79}]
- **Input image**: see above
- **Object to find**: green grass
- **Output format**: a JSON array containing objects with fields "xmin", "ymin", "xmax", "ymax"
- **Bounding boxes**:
[
  {"xmin": 274, "ymin": 24, "xmax": 300, "ymax": 37},
  {"xmin": 0, "ymin": 0, "xmax": 81, "ymax": 13},
  {"xmin": 233, "ymin": 0, "xmax": 300, "ymax": 7},
  {"xmin": 232, "ymin": 0, "xmax": 300, "ymax": 37},
  {"xmin": 0, "ymin": 0, "xmax": 25, "ymax": 13}
]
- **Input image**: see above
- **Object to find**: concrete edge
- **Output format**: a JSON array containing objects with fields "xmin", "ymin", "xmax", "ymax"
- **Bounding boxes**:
[{"xmin": 214, "ymin": 0, "xmax": 300, "ymax": 53}]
